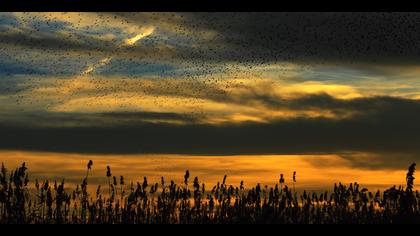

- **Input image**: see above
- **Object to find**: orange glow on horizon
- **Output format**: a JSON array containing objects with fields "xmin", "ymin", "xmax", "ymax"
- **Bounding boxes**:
[{"xmin": 0, "ymin": 150, "xmax": 409, "ymax": 193}]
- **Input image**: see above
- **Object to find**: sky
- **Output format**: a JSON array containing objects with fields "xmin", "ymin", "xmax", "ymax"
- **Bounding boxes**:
[{"xmin": 1, "ymin": 12, "xmax": 420, "ymax": 174}]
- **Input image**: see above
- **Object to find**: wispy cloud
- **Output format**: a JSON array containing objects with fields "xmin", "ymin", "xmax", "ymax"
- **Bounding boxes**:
[
  {"xmin": 82, "ymin": 26, "xmax": 155, "ymax": 75},
  {"xmin": 123, "ymin": 26, "xmax": 155, "ymax": 46},
  {"xmin": 82, "ymin": 57, "xmax": 113, "ymax": 75}
]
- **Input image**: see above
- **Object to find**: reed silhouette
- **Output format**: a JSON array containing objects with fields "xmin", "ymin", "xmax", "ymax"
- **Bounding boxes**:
[{"xmin": 0, "ymin": 161, "xmax": 419, "ymax": 224}]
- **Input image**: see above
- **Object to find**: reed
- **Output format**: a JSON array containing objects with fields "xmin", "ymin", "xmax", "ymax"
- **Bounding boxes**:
[{"xmin": 0, "ymin": 161, "xmax": 419, "ymax": 224}]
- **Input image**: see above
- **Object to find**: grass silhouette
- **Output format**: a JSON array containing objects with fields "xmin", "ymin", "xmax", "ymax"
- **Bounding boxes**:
[{"xmin": 0, "ymin": 161, "xmax": 419, "ymax": 224}]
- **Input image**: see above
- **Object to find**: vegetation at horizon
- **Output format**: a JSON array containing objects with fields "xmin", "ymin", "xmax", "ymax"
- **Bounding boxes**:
[{"xmin": 0, "ymin": 161, "xmax": 419, "ymax": 224}]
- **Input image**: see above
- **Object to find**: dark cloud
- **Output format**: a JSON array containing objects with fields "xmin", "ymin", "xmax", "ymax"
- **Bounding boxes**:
[
  {"xmin": 338, "ymin": 152, "xmax": 420, "ymax": 170},
  {"xmin": 197, "ymin": 87, "xmax": 420, "ymax": 118},
  {"xmin": 99, "ymin": 111, "xmax": 199, "ymax": 123},
  {"xmin": 97, "ymin": 58, "xmax": 178, "ymax": 77},
  {"xmin": 170, "ymin": 12, "xmax": 420, "ymax": 65},
  {"xmin": 0, "ymin": 30, "xmax": 174, "ymax": 59},
  {"xmin": 265, "ymin": 93, "xmax": 420, "ymax": 114},
  {"xmin": 0, "ymin": 61, "xmax": 47, "ymax": 75},
  {"xmin": 1, "ymin": 96, "xmax": 420, "ymax": 163},
  {"xmin": 0, "ymin": 111, "xmax": 200, "ymax": 127},
  {"xmin": 0, "ymin": 31, "xmax": 114, "ymax": 53},
  {"xmin": 5, "ymin": 12, "xmax": 420, "ymax": 69}
]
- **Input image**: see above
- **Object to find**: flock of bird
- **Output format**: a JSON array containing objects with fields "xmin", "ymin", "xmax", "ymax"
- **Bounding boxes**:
[
  {"xmin": 1, "ymin": 12, "xmax": 419, "ymax": 123},
  {"xmin": 0, "ymin": 13, "xmax": 270, "ymax": 121}
]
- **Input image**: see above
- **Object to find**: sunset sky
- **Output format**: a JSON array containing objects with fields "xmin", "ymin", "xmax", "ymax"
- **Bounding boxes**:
[{"xmin": 1, "ymin": 13, "xmax": 420, "ymax": 187}]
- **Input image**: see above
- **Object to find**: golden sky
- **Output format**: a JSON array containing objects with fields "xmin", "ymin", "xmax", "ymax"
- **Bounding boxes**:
[
  {"xmin": 1, "ymin": 13, "xmax": 420, "ymax": 185},
  {"xmin": 0, "ymin": 150, "xmax": 409, "ymax": 192}
]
